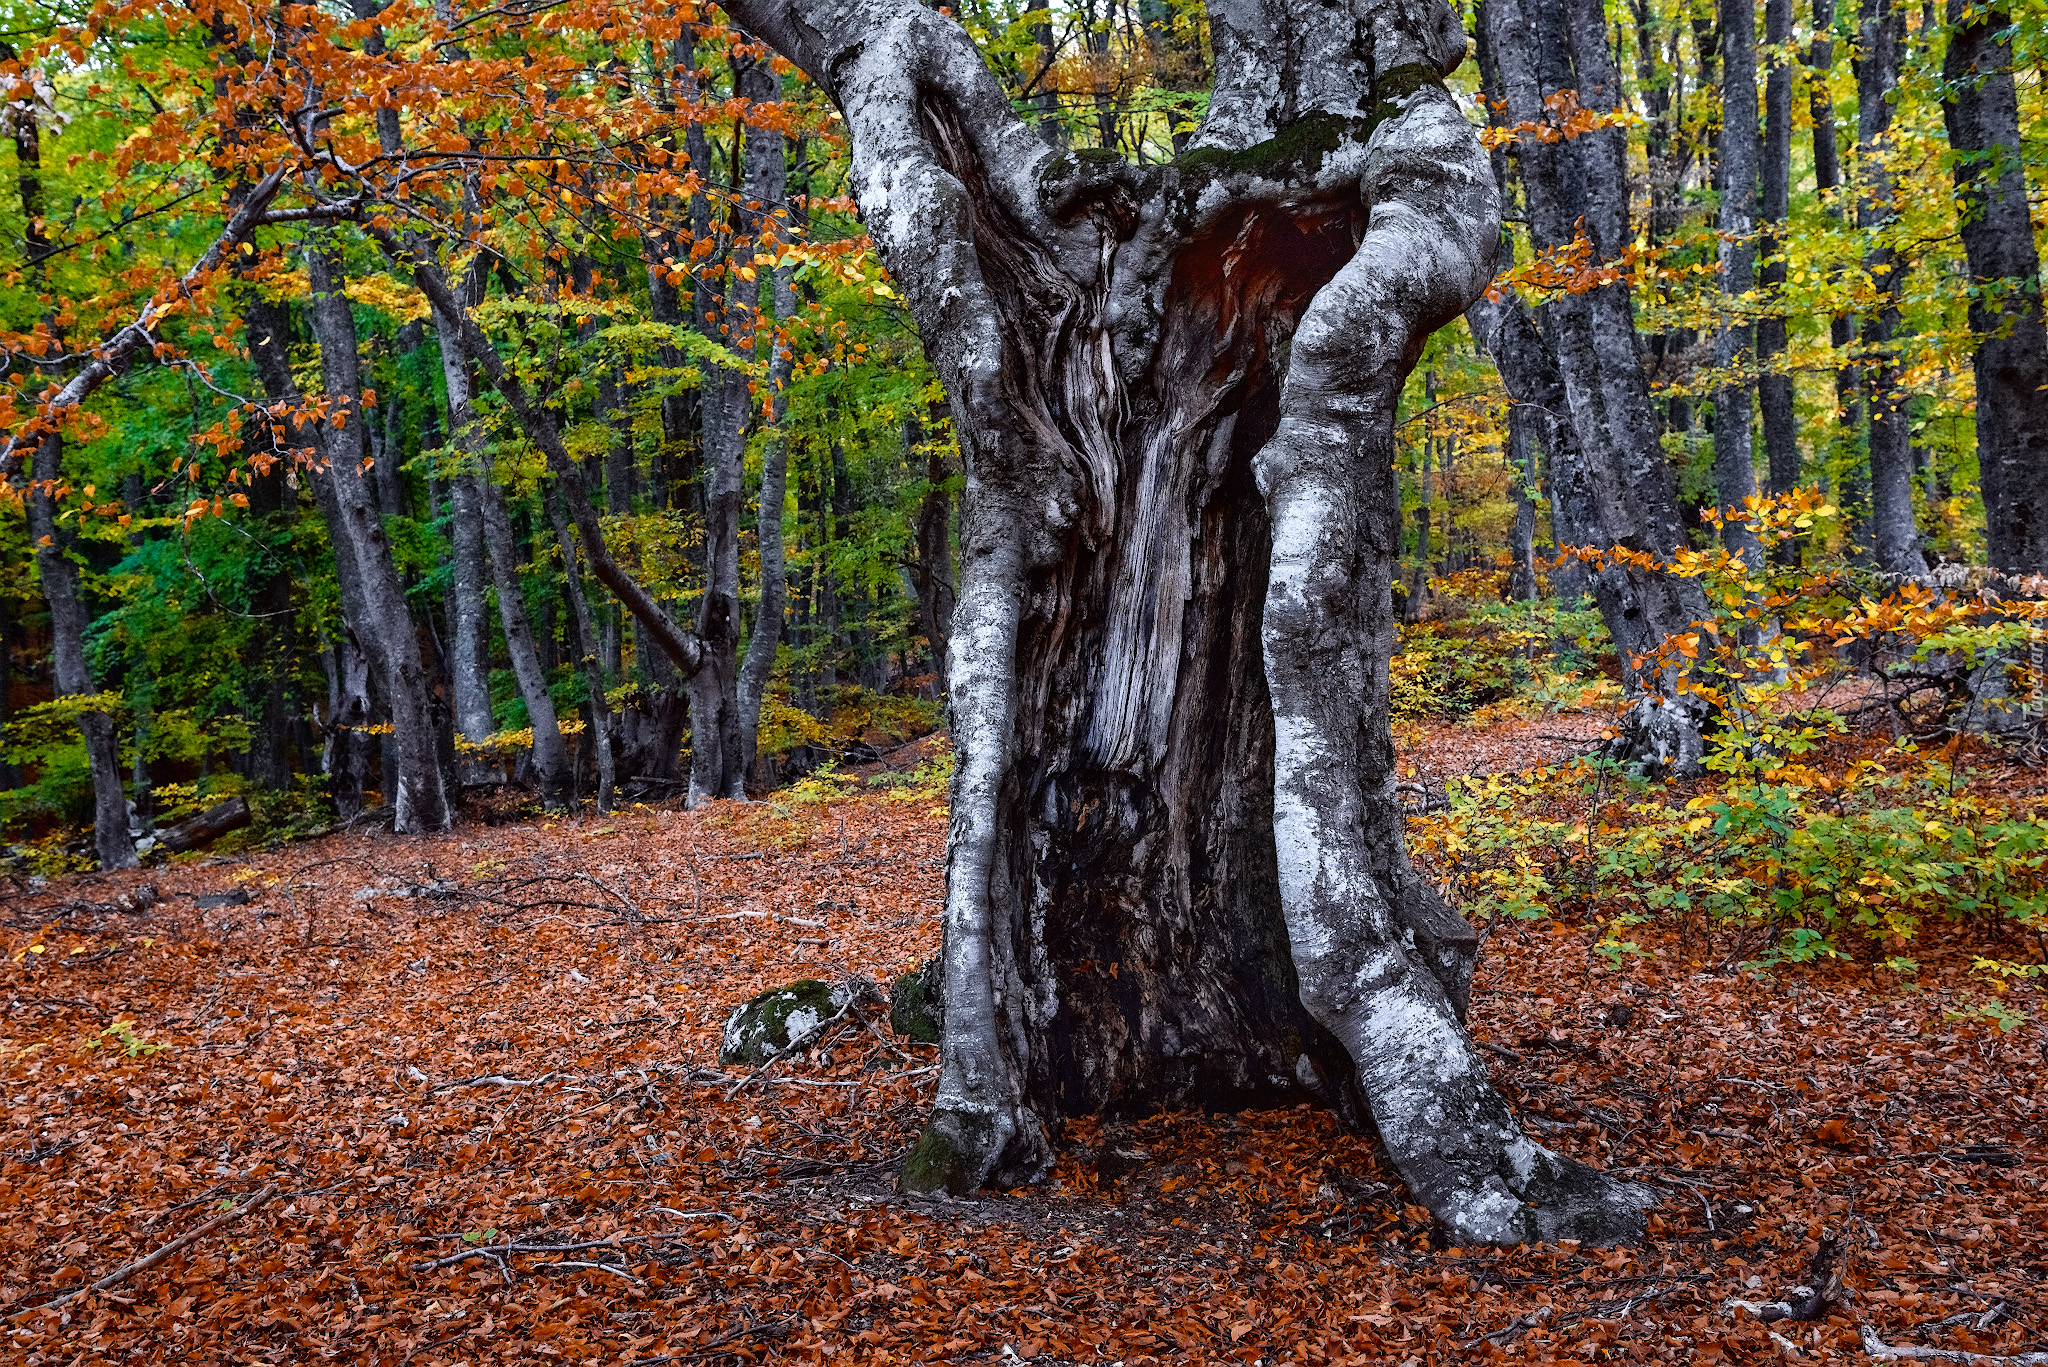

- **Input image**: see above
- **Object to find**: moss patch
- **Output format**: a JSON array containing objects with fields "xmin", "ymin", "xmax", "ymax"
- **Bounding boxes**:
[
  {"xmin": 719, "ymin": 979, "xmax": 839, "ymax": 1067},
  {"xmin": 889, "ymin": 959, "xmax": 943, "ymax": 1044}
]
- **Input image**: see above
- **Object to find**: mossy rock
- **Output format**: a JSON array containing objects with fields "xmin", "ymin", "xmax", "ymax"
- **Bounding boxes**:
[
  {"xmin": 719, "ymin": 979, "xmax": 841, "ymax": 1067},
  {"xmin": 889, "ymin": 959, "xmax": 943, "ymax": 1044}
]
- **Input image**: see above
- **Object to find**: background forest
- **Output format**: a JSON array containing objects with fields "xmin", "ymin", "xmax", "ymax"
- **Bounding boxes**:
[{"xmin": 1, "ymin": 0, "xmax": 2043, "ymax": 908}]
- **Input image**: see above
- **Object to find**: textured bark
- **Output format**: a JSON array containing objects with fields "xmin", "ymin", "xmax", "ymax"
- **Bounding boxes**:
[
  {"xmin": 434, "ymin": 295, "xmax": 501, "ymax": 787},
  {"xmin": 1713, "ymin": 0, "xmax": 1763, "ymax": 563},
  {"xmin": 738, "ymin": 115, "xmax": 799, "ymax": 785},
  {"xmin": 427, "ymin": 252, "xmax": 557, "ymax": 795},
  {"xmin": 28, "ymin": 433, "xmax": 137, "ymax": 870},
  {"xmin": 1855, "ymin": 0, "xmax": 1923, "ymax": 574},
  {"xmin": 1475, "ymin": 0, "xmax": 1714, "ymax": 772},
  {"xmin": 445, "ymin": 468, "xmax": 500, "ymax": 781},
  {"xmin": 1758, "ymin": 0, "xmax": 1799, "ymax": 500},
  {"xmin": 305, "ymin": 239, "xmax": 454, "ymax": 832},
  {"xmin": 725, "ymin": 0, "xmax": 1649, "ymax": 1244},
  {"xmin": 1943, "ymin": 0, "xmax": 2048, "ymax": 575}
]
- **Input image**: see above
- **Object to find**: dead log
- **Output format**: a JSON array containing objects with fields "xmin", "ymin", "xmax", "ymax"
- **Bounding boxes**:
[{"xmin": 156, "ymin": 799, "xmax": 252, "ymax": 854}]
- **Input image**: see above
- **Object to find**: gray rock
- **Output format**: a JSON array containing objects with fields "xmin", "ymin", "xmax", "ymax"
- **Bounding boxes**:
[{"xmin": 719, "ymin": 977, "xmax": 881, "ymax": 1067}]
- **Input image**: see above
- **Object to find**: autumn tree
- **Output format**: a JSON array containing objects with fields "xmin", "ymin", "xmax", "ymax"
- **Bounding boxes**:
[{"xmin": 715, "ymin": 0, "xmax": 1651, "ymax": 1243}]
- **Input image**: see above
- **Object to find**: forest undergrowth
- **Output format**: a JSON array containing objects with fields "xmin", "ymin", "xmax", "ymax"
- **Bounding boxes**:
[{"xmin": 4, "ymin": 712, "xmax": 2045, "ymax": 1366}]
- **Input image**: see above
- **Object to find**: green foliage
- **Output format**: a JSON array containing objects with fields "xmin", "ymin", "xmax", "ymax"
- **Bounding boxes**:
[
  {"xmin": 1391, "ymin": 600, "xmax": 1615, "ymax": 722},
  {"xmin": 80, "ymin": 1017, "xmax": 166, "ymax": 1059},
  {"xmin": 1411, "ymin": 493, "xmax": 2048, "ymax": 968}
]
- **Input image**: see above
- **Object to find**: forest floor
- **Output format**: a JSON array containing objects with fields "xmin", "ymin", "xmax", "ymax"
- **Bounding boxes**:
[{"xmin": 4, "ymin": 719, "xmax": 2046, "ymax": 1366}]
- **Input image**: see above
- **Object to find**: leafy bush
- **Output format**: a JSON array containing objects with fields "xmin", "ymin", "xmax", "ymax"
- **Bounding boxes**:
[
  {"xmin": 1391, "ymin": 600, "xmax": 1615, "ymax": 722},
  {"xmin": 1409, "ymin": 490, "xmax": 2048, "ymax": 968}
]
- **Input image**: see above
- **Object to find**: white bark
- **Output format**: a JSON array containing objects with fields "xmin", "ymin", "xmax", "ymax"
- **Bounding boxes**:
[{"xmin": 723, "ymin": 0, "xmax": 1648, "ymax": 1242}]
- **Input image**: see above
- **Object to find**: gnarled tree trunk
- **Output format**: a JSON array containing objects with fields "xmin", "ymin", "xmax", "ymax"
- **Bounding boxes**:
[{"xmin": 725, "ymin": 0, "xmax": 1649, "ymax": 1245}]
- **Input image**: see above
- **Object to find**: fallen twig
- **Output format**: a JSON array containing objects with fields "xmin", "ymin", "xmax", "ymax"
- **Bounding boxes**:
[
  {"xmin": 1858, "ymin": 1325, "xmax": 2048, "ymax": 1366},
  {"xmin": 1461, "ymin": 1303, "xmax": 1551, "ymax": 1348},
  {"xmin": 431, "ymin": 1072, "xmax": 565, "ymax": 1092},
  {"xmin": 415, "ymin": 1236, "xmax": 652, "ymax": 1272},
  {"xmin": 14, "ymin": 1183, "xmax": 278, "ymax": 1316}
]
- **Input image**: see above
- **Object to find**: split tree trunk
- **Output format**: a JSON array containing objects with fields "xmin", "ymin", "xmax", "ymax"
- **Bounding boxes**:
[
  {"xmin": 1943, "ymin": 0, "xmax": 2048, "ymax": 575},
  {"xmin": 726, "ymin": 0, "xmax": 1650, "ymax": 1245}
]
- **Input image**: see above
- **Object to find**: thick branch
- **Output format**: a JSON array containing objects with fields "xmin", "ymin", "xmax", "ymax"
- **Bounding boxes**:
[{"xmin": 1, "ymin": 164, "xmax": 292, "ymax": 479}]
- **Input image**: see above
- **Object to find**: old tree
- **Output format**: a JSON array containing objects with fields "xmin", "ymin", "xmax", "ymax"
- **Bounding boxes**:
[{"xmin": 728, "ymin": 0, "xmax": 1648, "ymax": 1243}]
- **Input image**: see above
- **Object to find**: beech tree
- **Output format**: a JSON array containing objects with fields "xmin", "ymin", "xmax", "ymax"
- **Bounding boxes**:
[{"xmin": 717, "ymin": 0, "xmax": 1650, "ymax": 1243}]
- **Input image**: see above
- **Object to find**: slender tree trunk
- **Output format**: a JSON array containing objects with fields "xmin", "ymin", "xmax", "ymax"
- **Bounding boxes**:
[
  {"xmin": 727, "ymin": 0, "xmax": 1650, "ymax": 1244},
  {"xmin": 1758, "ymin": 0, "xmax": 1799, "ymax": 502},
  {"xmin": 11, "ymin": 53, "xmax": 133, "ymax": 867},
  {"xmin": 687, "ymin": 52, "xmax": 778, "ymax": 804},
  {"xmin": 1943, "ymin": 0, "xmax": 2048, "ymax": 574},
  {"xmin": 478, "ymin": 473, "xmax": 571, "ymax": 806},
  {"xmin": 304, "ymin": 238, "xmax": 454, "ymax": 831},
  {"xmin": 1507, "ymin": 404, "xmax": 1540, "ymax": 602},
  {"xmin": 738, "ymin": 118, "xmax": 798, "ymax": 786},
  {"xmin": 548, "ymin": 488, "xmax": 616, "ymax": 812},
  {"xmin": 1407, "ymin": 390, "xmax": 1434, "ymax": 621},
  {"xmin": 911, "ymin": 407, "xmax": 957, "ymax": 695},
  {"xmin": 1856, "ymin": 0, "xmax": 1922, "ymax": 573},
  {"xmin": 1714, "ymin": 0, "xmax": 1762, "ymax": 561},
  {"xmin": 28, "ymin": 434, "xmax": 137, "ymax": 869}
]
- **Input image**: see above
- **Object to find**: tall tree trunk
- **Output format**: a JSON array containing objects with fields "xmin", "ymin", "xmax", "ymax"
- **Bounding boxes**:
[
  {"xmin": 243, "ymin": 295, "xmax": 376, "ymax": 817},
  {"xmin": 446, "ymin": 467, "xmax": 499, "ymax": 781},
  {"xmin": 738, "ymin": 115, "xmax": 798, "ymax": 786},
  {"xmin": 1406, "ymin": 386, "xmax": 1434, "ymax": 622},
  {"xmin": 727, "ymin": 0, "xmax": 1649, "ymax": 1244},
  {"xmin": 548, "ymin": 488, "xmax": 616, "ymax": 812},
  {"xmin": 687, "ymin": 51, "xmax": 778, "ymax": 804},
  {"xmin": 429, "ymin": 279, "xmax": 532, "ymax": 791},
  {"xmin": 305, "ymin": 237, "xmax": 454, "ymax": 831},
  {"xmin": 478, "ymin": 471, "xmax": 571, "ymax": 806},
  {"xmin": 1809, "ymin": 0, "xmax": 1868, "ymax": 544},
  {"xmin": 1476, "ymin": 0, "xmax": 1715, "ymax": 774},
  {"xmin": 1507, "ymin": 403, "xmax": 1540, "ymax": 603},
  {"xmin": 1943, "ymin": 0, "xmax": 2048, "ymax": 574},
  {"xmin": 10, "ymin": 50, "xmax": 133, "ymax": 867},
  {"xmin": 1758, "ymin": 0, "xmax": 1800, "ymax": 502},
  {"xmin": 1856, "ymin": 0, "xmax": 1923, "ymax": 573},
  {"xmin": 28, "ymin": 434, "xmax": 137, "ymax": 870},
  {"xmin": 1714, "ymin": 0, "xmax": 1762, "ymax": 561}
]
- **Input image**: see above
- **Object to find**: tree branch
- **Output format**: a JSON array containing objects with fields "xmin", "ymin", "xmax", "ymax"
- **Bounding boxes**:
[{"xmin": 0, "ymin": 164, "xmax": 293, "ymax": 480}]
